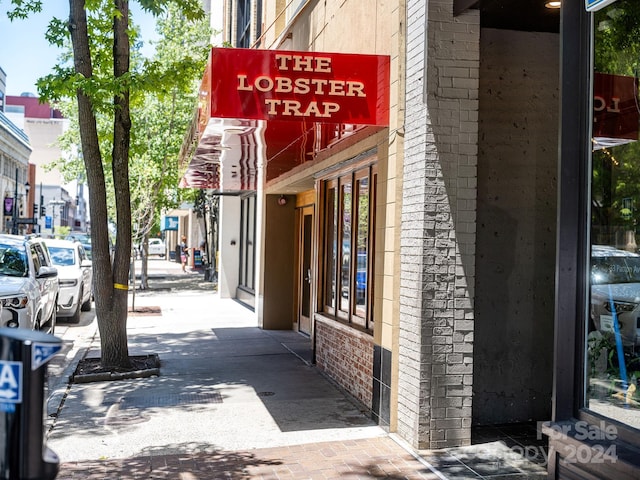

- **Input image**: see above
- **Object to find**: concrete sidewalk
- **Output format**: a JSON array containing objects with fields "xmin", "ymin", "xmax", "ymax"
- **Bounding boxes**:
[{"xmin": 44, "ymin": 259, "xmax": 547, "ymax": 479}]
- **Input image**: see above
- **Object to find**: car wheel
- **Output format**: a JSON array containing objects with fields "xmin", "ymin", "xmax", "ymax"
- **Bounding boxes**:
[
  {"xmin": 69, "ymin": 298, "xmax": 81, "ymax": 324},
  {"xmin": 41, "ymin": 303, "xmax": 56, "ymax": 334},
  {"xmin": 81, "ymin": 288, "xmax": 92, "ymax": 312},
  {"xmin": 48, "ymin": 305, "xmax": 56, "ymax": 335}
]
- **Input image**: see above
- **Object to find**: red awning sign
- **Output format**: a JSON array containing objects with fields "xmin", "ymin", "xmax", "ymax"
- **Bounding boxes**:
[
  {"xmin": 207, "ymin": 48, "xmax": 390, "ymax": 126},
  {"xmin": 180, "ymin": 48, "xmax": 391, "ymax": 191},
  {"xmin": 593, "ymin": 72, "xmax": 639, "ymax": 149}
]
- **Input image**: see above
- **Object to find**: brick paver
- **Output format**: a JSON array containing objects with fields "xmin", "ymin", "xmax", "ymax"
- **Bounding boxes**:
[{"xmin": 57, "ymin": 437, "xmax": 441, "ymax": 479}]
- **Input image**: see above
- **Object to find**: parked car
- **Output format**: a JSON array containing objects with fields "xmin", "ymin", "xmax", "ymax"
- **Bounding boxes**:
[
  {"xmin": 0, "ymin": 234, "xmax": 59, "ymax": 332},
  {"xmin": 66, "ymin": 233, "xmax": 92, "ymax": 260},
  {"xmin": 147, "ymin": 238, "xmax": 166, "ymax": 258},
  {"xmin": 44, "ymin": 238, "xmax": 93, "ymax": 323},
  {"xmin": 590, "ymin": 245, "xmax": 640, "ymax": 347}
]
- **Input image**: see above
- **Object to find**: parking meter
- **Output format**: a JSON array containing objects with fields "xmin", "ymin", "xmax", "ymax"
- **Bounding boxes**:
[{"xmin": 0, "ymin": 328, "xmax": 61, "ymax": 480}]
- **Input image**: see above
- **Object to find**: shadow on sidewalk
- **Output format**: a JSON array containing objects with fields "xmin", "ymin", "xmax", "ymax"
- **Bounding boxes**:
[
  {"xmin": 57, "ymin": 439, "xmax": 434, "ymax": 480},
  {"xmin": 57, "ymin": 445, "xmax": 283, "ymax": 479},
  {"xmin": 132, "ymin": 271, "xmax": 217, "ymax": 295}
]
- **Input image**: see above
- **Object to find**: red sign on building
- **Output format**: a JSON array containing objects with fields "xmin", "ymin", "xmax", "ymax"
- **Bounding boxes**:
[
  {"xmin": 204, "ymin": 48, "xmax": 390, "ymax": 126},
  {"xmin": 593, "ymin": 72, "xmax": 639, "ymax": 148},
  {"xmin": 181, "ymin": 48, "xmax": 391, "ymax": 190}
]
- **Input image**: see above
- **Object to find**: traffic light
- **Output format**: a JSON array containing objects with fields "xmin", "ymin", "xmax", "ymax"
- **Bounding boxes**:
[
  {"xmin": 40, "ymin": 205, "xmax": 46, "ymax": 217},
  {"xmin": 33, "ymin": 204, "xmax": 38, "ymax": 217}
]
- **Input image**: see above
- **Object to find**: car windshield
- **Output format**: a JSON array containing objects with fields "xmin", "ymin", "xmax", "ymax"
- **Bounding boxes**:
[
  {"xmin": 66, "ymin": 235, "xmax": 92, "ymax": 259},
  {"xmin": 591, "ymin": 255, "xmax": 640, "ymax": 284},
  {"xmin": 67, "ymin": 234, "xmax": 91, "ymax": 244},
  {"xmin": 0, "ymin": 243, "xmax": 27, "ymax": 277},
  {"xmin": 48, "ymin": 247, "xmax": 76, "ymax": 266}
]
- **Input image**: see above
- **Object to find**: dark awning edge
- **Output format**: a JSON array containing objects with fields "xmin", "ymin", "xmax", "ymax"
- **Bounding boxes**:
[{"xmin": 454, "ymin": 0, "xmax": 479, "ymax": 16}]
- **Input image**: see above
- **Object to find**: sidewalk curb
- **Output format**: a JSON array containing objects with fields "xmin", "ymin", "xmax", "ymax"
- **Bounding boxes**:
[{"xmin": 46, "ymin": 323, "xmax": 98, "ymax": 422}]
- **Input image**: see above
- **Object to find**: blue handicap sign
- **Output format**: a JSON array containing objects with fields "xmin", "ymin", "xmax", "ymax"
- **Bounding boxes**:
[
  {"xmin": 0, "ymin": 361, "xmax": 22, "ymax": 404},
  {"xmin": 32, "ymin": 343, "xmax": 62, "ymax": 371}
]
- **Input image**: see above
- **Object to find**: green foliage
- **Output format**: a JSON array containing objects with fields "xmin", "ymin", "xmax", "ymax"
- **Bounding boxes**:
[
  {"xmin": 128, "ymin": 2, "xmax": 211, "ymax": 243},
  {"xmin": 591, "ymin": 0, "xmax": 640, "ymax": 242},
  {"xmin": 5, "ymin": 0, "xmax": 42, "ymax": 20},
  {"xmin": 55, "ymin": 225, "xmax": 72, "ymax": 239},
  {"xmin": 594, "ymin": 0, "xmax": 640, "ymax": 75},
  {"xmin": 9, "ymin": 1, "xmax": 210, "ymax": 236}
]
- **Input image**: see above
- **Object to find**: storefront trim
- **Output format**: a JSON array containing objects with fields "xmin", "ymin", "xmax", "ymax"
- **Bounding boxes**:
[
  {"xmin": 550, "ymin": 1, "xmax": 640, "ymax": 477},
  {"xmin": 543, "ymin": 419, "xmax": 640, "ymax": 479},
  {"xmin": 553, "ymin": 0, "xmax": 592, "ymax": 423}
]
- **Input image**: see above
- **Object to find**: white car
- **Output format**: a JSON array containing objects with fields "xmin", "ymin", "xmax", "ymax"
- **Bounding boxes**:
[
  {"xmin": 0, "ymin": 234, "xmax": 59, "ymax": 332},
  {"xmin": 591, "ymin": 245, "xmax": 640, "ymax": 347},
  {"xmin": 147, "ymin": 238, "xmax": 166, "ymax": 257},
  {"xmin": 44, "ymin": 238, "xmax": 93, "ymax": 323}
]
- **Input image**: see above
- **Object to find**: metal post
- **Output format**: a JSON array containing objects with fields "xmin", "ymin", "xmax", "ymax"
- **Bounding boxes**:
[
  {"xmin": 39, "ymin": 183, "xmax": 44, "ymax": 234},
  {"xmin": 11, "ymin": 168, "xmax": 18, "ymax": 234}
]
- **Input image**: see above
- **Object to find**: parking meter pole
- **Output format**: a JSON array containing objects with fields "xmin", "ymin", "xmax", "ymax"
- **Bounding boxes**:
[{"xmin": 0, "ymin": 328, "xmax": 62, "ymax": 480}]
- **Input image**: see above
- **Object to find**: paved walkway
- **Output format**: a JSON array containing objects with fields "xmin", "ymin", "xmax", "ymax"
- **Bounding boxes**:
[{"xmin": 45, "ymin": 258, "xmax": 547, "ymax": 479}]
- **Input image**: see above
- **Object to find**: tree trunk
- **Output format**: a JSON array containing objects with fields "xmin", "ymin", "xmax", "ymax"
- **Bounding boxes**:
[
  {"xmin": 108, "ymin": 0, "xmax": 133, "ymax": 368},
  {"xmin": 140, "ymin": 233, "xmax": 149, "ymax": 290},
  {"xmin": 68, "ymin": 0, "xmax": 130, "ymax": 369}
]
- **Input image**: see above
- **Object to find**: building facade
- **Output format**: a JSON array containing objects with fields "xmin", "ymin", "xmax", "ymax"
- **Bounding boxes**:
[
  {"xmin": 5, "ymin": 94, "xmax": 88, "ymax": 235},
  {"xmin": 181, "ymin": 0, "xmax": 640, "ymax": 476},
  {"xmin": 0, "ymin": 71, "xmax": 33, "ymax": 235},
  {"xmin": 0, "ymin": 111, "xmax": 32, "ymax": 235}
]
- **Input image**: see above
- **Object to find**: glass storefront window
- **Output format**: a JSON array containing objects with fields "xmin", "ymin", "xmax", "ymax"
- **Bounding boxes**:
[
  {"xmin": 339, "ymin": 181, "xmax": 352, "ymax": 317},
  {"xmin": 324, "ymin": 182, "xmax": 338, "ymax": 314},
  {"xmin": 588, "ymin": 0, "xmax": 640, "ymax": 428},
  {"xmin": 239, "ymin": 194, "xmax": 256, "ymax": 292},
  {"xmin": 321, "ymin": 164, "xmax": 376, "ymax": 330},
  {"xmin": 354, "ymin": 174, "xmax": 369, "ymax": 321}
]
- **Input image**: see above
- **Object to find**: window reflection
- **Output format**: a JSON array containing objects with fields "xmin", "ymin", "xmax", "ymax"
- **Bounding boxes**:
[
  {"xmin": 321, "ymin": 165, "xmax": 375, "ymax": 330},
  {"xmin": 239, "ymin": 195, "xmax": 256, "ymax": 292},
  {"xmin": 355, "ymin": 177, "xmax": 369, "ymax": 318},
  {"xmin": 325, "ymin": 185, "xmax": 337, "ymax": 310},
  {"xmin": 588, "ymin": 0, "xmax": 640, "ymax": 427},
  {"xmin": 340, "ymin": 182, "xmax": 352, "ymax": 314}
]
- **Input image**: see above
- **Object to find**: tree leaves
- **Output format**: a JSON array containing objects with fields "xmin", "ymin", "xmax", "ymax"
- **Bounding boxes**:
[{"xmin": 4, "ymin": 0, "xmax": 210, "ymax": 365}]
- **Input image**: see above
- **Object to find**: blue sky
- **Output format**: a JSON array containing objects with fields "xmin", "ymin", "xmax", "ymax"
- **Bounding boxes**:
[{"xmin": 0, "ymin": 3, "xmax": 157, "ymax": 96}]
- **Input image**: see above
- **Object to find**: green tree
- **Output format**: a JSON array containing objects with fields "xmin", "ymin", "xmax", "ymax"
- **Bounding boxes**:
[
  {"xmin": 592, "ymin": 0, "xmax": 640, "ymax": 244},
  {"xmin": 130, "ymin": 4, "xmax": 209, "ymax": 288},
  {"xmin": 5, "ymin": 0, "xmax": 205, "ymax": 370}
]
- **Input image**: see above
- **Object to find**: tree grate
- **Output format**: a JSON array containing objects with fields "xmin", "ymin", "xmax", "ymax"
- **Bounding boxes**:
[{"xmin": 119, "ymin": 392, "xmax": 222, "ymax": 409}]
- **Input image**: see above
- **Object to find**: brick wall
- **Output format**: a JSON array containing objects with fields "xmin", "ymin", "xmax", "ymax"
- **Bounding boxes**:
[
  {"xmin": 398, "ymin": 0, "xmax": 479, "ymax": 449},
  {"xmin": 316, "ymin": 317, "xmax": 374, "ymax": 408}
]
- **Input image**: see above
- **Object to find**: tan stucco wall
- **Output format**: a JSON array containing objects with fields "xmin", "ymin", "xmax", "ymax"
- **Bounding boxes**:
[
  {"xmin": 262, "ymin": 194, "xmax": 297, "ymax": 329},
  {"xmin": 259, "ymin": 0, "xmax": 405, "ymax": 430}
]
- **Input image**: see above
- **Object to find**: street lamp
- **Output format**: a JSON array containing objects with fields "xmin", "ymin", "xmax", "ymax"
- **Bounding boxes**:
[{"xmin": 11, "ymin": 168, "xmax": 30, "ymax": 235}]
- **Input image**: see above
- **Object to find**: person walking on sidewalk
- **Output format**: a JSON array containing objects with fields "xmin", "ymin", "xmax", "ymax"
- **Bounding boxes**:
[{"xmin": 180, "ymin": 236, "xmax": 189, "ymax": 272}]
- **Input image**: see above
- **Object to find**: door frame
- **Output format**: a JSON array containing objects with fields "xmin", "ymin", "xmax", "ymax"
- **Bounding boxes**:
[{"xmin": 297, "ymin": 204, "xmax": 315, "ymax": 336}]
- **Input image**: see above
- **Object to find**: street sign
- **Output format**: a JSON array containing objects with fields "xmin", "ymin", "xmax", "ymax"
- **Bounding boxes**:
[
  {"xmin": 161, "ymin": 216, "xmax": 179, "ymax": 231},
  {"xmin": 586, "ymin": 0, "xmax": 617, "ymax": 11},
  {"xmin": 17, "ymin": 217, "xmax": 37, "ymax": 225},
  {"xmin": 32, "ymin": 343, "xmax": 62, "ymax": 370},
  {"xmin": 45, "ymin": 216, "xmax": 52, "ymax": 229},
  {"xmin": 0, "ymin": 361, "xmax": 22, "ymax": 404}
]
